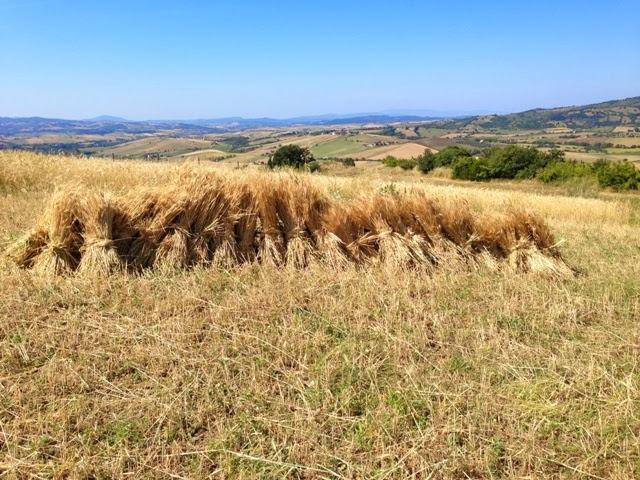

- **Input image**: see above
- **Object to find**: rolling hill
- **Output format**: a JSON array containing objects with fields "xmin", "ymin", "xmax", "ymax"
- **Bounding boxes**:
[
  {"xmin": 0, "ymin": 117, "xmax": 224, "ymax": 136},
  {"xmin": 434, "ymin": 97, "xmax": 640, "ymax": 130}
]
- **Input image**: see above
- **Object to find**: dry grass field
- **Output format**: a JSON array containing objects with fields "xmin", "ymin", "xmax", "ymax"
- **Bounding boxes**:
[
  {"xmin": 1, "ymin": 151, "xmax": 639, "ymax": 479},
  {"xmin": 99, "ymin": 137, "xmax": 213, "ymax": 157},
  {"xmin": 365, "ymin": 143, "xmax": 431, "ymax": 161}
]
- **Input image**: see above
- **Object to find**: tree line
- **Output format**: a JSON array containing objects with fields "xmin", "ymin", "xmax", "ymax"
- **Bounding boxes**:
[{"xmin": 384, "ymin": 145, "xmax": 640, "ymax": 191}]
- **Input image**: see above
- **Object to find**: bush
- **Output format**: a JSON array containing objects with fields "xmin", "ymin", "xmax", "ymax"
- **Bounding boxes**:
[
  {"xmin": 591, "ymin": 158, "xmax": 611, "ymax": 173},
  {"xmin": 397, "ymin": 159, "xmax": 417, "ymax": 170},
  {"xmin": 381, "ymin": 156, "xmax": 398, "ymax": 167},
  {"xmin": 451, "ymin": 157, "xmax": 491, "ymax": 181},
  {"xmin": 485, "ymin": 145, "xmax": 548, "ymax": 179},
  {"xmin": 308, "ymin": 161, "xmax": 320, "ymax": 173},
  {"xmin": 381, "ymin": 156, "xmax": 417, "ymax": 170},
  {"xmin": 596, "ymin": 161, "xmax": 640, "ymax": 190},
  {"xmin": 537, "ymin": 161, "xmax": 593, "ymax": 183},
  {"xmin": 416, "ymin": 151, "xmax": 436, "ymax": 173},
  {"xmin": 434, "ymin": 146, "xmax": 471, "ymax": 167},
  {"xmin": 447, "ymin": 146, "xmax": 565, "ymax": 180},
  {"xmin": 268, "ymin": 145, "xmax": 314, "ymax": 170}
]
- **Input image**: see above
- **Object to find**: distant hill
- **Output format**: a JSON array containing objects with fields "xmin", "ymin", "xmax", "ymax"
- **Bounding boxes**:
[
  {"xmin": 0, "ymin": 117, "xmax": 224, "ymax": 136},
  {"xmin": 155, "ymin": 113, "xmax": 444, "ymax": 130},
  {"xmin": 3, "ymin": 98, "xmax": 639, "ymax": 137},
  {"xmin": 0, "ymin": 113, "xmax": 443, "ymax": 136},
  {"xmin": 434, "ymin": 97, "xmax": 640, "ymax": 130}
]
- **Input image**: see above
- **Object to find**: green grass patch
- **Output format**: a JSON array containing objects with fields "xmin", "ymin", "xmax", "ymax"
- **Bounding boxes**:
[{"xmin": 310, "ymin": 138, "xmax": 369, "ymax": 158}]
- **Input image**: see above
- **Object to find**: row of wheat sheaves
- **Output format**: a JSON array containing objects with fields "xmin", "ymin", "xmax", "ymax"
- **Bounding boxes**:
[{"xmin": 8, "ymin": 170, "xmax": 573, "ymax": 277}]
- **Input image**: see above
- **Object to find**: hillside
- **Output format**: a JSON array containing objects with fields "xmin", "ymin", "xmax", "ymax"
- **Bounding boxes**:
[{"xmin": 435, "ymin": 96, "xmax": 640, "ymax": 130}]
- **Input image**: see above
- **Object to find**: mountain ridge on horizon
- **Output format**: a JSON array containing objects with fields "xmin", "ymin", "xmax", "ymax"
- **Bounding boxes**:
[
  {"xmin": 1, "ymin": 96, "xmax": 638, "ymax": 136},
  {"xmin": 68, "ymin": 97, "xmax": 640, "ymax": 125}
]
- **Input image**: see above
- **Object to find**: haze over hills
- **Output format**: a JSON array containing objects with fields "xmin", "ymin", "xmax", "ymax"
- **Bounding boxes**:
[
  {"xmin": 0, "ymin": 113, "xmax": 445, "ymax": 136},
  {"xmin": 0, "ymin": 117, "xmax": 225, "ymax": 136},
  {"xmin": 1, "ymin": 97, "xmax": 638, "ymax": 138}
]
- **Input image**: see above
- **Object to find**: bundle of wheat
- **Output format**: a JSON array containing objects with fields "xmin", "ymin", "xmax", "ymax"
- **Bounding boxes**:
[
  {"xmin": 253, "ymin": 177, "xmax": 286, "ymax": 266},
  {"xmin": 32, "ymin": 188, "xmax": 85, "ymax": 275},
  {"xmin": 7, "ymin": 226, "xmax": 48, "ymax": 269},
  {"xmin": 233, "ymin": 180, "xmax": 259, "ymax": 263},
  {"xmin": 276, "ymin": 175, "xmax": 328, "ymax": 268},
  {"xmin": 123, "ymin": 188, "xmax": 172, "ymax": 269},
  {"xmin": 319, "ymin": 202, "xmax": 366, "ymax": 265},
  {"xmin": 186, "ymin": 178, "xmax": 241, "ymax": 268},
  {"xmin": 153, "ymin": 190, "xmax": 192, "ymax": 271},
  {"xmin": 77, "ymin": 192, "xmax": 121, "ymax": 275}
]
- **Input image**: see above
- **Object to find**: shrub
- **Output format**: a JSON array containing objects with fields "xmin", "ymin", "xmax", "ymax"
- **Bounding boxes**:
[
  {"xmin": 434, "ymin": 146, "xmax": 471, "ymax": 167},
  {"xmin": 381, "ymin": 156, "xmax": 399, "ymax": 167},
  {"xmin": 591, "ymin": 158, "xmax": 611, "ymax": 173},
  {"xmin": 416, "ymin": 151, "xmax": 436, "ymax": 173},
  {"xmin": 452, "ymin": 157, "xmax": 491, "ymax": 181},
  {"xmin": 308, "ymin": 161, "xmax": 320, "ymax": 173},
  {"xmin": 397, "ymin": 159, "xmax": 417, "ymax": 170},
  {"xmin": 382, "ymin": 156, "xmax": 417, "ymax": 170},
  {"xmin": 268, "ymin": 145, "xmax": 314, "ymax": 170},
  {"xmin": 537, "ymin": 161, "xmax": 593, "ymax": 183},
  {"xmin": 485, "ymin": 145, "xmax": 548, "ymax": 179},
  {"xmin": 596, "ymin": 161, "xmax": 640, "ymax": 190}
]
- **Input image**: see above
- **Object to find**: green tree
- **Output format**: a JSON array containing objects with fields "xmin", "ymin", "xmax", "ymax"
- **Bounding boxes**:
[
  {"xmin": 434, "ymin": 145, "xmax": 471, "ymax": 167},
  {"xmin": 537, "ymin": 161, "xmax": 593, "ymax": 183},
  {"xmin": 596, "ymin": 161, "xmax": 639, "ymax": 190},
  {"xmin": 485, "ymin": 145, "xmax": 544, "ymax": 179},
  {"xmin": 268, "ymin": 145, "xmax": 315, "ymax": 170},
  {"xmin": 416, "ymin": 150, "xmax": 436, "ymax": 173},
  {"xmin": 451, "ymin": 156, "xmax": 491, "ymax": 181}
]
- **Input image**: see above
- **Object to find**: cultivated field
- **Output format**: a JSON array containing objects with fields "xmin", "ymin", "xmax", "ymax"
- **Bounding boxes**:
[
  {"xmin": 1, "ymin": 151, "xmax": 639, "ymax": 478},
  {"xmin": 97, "ymin": 137, "xmax": 214, "ymax": 158}
]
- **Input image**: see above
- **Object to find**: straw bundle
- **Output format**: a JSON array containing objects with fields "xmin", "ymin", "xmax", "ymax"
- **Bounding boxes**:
[
  {"xmin": 77, "ymin": 193, "xmax": 121, "ymax": 275},
  {"xmin": 32, "ymin": 188, "xmax": 85, "ymax": 275},
  {"xmin": 234, "ymin": 182, "xmax": 259, "ymax": 263},
  {"xmin": 253, "ymin": 179, "xmax": 286, "ymax": 266},
  {"xmin": 123, "ymin": 188, "xmax": 175, "ymax": 269},
  {"xmin": 153, "ymin": 192, "xmax": 193, "ymax": 270},
  {"xmin": 276, "ymin": 176, "xmax": 327, "ymax": 268},
  {"xmin": 8, "ymin": 226, "xmax": 48, "ymax": 269}
]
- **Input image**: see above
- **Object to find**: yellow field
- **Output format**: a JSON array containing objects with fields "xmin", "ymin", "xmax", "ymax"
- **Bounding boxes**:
[
  {"xmin": 541, "ymin": 148, "xmax": 628, "ymax": 163},
  {"xmin": 1, "ymin": 151, "xmax": 639, "ymax": 478},
  {"xmin": 177, "ymin": 148, "xmax": 230, "ymax": 159},
  {"xmin": 100, "ymin": 137, "xmax": 213, "ymax": 156},
  {"xmin": 606, "ymin": 137, "xmax": 640, "ymax": 146},
  {"xmin": 364, "ymin": 142, "xmax": 431, "ymax": 160},
  {"xmin": 281, "ymin": 134, "xmax": 337, "ymax": 148}
]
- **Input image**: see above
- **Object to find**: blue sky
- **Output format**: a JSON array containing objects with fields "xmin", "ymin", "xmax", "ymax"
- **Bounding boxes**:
[{"xmin": 1, "ymin": 0, "xmax": 638, "ymax": 119}]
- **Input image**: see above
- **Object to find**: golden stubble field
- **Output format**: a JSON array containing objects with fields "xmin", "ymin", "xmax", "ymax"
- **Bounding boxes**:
[{"xmin": 1, "ymin": 151, "xmax": 639, "ymax": 479}]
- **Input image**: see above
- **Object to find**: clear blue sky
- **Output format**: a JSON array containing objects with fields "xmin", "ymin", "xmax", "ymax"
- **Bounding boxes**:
[{"xmin": 1, "ymin": 0, "xmax": 638, "ymax": 119}]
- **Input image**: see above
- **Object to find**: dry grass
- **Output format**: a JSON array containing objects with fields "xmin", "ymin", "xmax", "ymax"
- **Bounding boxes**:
[
  {"xmin": 1, "ymin": 151, "xmax": 640, "ymax": 478},
  {"xmin": 366, "ymin": 143, "xmax": 430, "ymax": 160}
]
